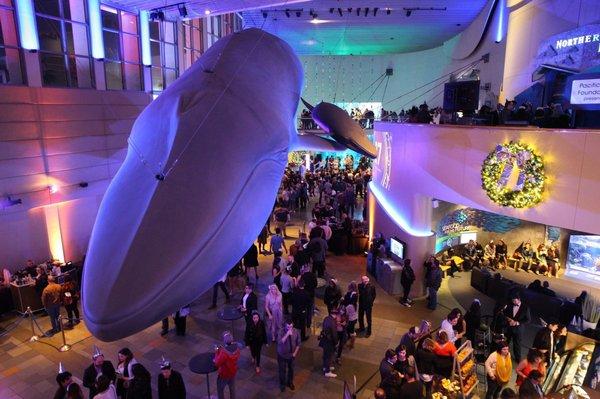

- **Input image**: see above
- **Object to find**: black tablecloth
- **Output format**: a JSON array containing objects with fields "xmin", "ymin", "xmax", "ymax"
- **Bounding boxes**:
[{"xmin": 0, "ymin": 285, "xmax": 13, "ymax": 315}]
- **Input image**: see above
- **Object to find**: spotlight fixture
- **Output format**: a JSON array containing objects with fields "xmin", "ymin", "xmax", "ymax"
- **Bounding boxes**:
[
  {"xmin": 386, "ymin": 8, "xmax": 391, "ymax": 15},
  {"xmin": 296, "ymin": 10, "xmax": 301, "ymax": 17},
  {"xmin": 79, "ymin": 182, "xmax": 89, "ymax": 188},
  {"xmin": 49, "ymin": 185, "xmax": 58, "ymax": 194},
  {"xmin": 157, "ymin": 11, "xmax": 165, "ymax": 21},
  {"xmin": 406, "ymin": 9, "xmax": 412, "ymax": 17},
  {"xmin": 356, "ymin": 7, "xmax": 360, "ymax": 16},
  {"xmin": 347, "ymin": 8, "xmax": 352, "ymax": 13},
  {"xmin": 178, "ymin": 4, "xmax": 187, "ymax": 17},
  {"xmin": 338, "ymin": 7, "xmax": 343, "ymax": 17},
  {"xmin": 373, "ymin": 7, "xmax": 378, "ymax": 16},
  {"xmin": 149, "ymin": 11, "xmax": 158, "ymax": 20},
  {"xmin": 262, "ymin": 11, "xmax": 267, "ymax": 18},
  {"xmin": 312, "ymin": 12, "xmax": 318, "ymax": 19},
  {"xmin": 329, "ymin": 7, "xmax": 334, "ymax": 14},
  {"xmin": 364, "ymin": 7, "xmax": 369, "ymax": 16},
  {"xmin": 285, "ymin": 9, "xmax": 290, "ymax": 17},
  {"xmin": 204, "ymin": 9, "xmax": 210, "ymax": 15}
]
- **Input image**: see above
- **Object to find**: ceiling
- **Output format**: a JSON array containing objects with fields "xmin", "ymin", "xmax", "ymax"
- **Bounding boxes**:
[
  {"xmin": 103, "ymin": 0, "xmax": 489, "ymax": 56},
  {"xmin": 243, "ymin": 0, "xmax": 490, "ymax": 55}
]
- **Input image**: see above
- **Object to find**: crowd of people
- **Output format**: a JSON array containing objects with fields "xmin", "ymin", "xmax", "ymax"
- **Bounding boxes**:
[{"xmin": 53, "ymin": 347, "xmax": 185, "ymax": 399}]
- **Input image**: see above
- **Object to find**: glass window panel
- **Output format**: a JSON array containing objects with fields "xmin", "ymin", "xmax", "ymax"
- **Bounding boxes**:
[
  {"xmin": 193, "ymin": 50, "xmax": 201, "ymax": 62},
  {"xmin": 164, "ymin": 67, "xmax": 176, "ymax": 88},
  {"xmin": 192, "ymin": 26, "xmax": 201, "ymax": 51},
  {"xmin": 150, "ymin": 40, "xmax": 160, "ymax": 66},
  {"xmin": 183, "ymin": 24, "xmax": 190, "ymax": 47},
  {"xmin": 151, "ymin": 66, "xmax": 162, "ymax": 92},
  {"xmin": 163, "ymin": 21, "xmax": 174, "ymax": 43},
  {"xmin": 104, "ymin": 60, "xmax": 122, "ymax": 90},
  {"xmin": 35, "ymin": 0, "xmax": 60, "ymax": 17},
  {"xmin": 68, "ymin": 54, "xmax": 91, "ymax": 87},
  {"xmin": 65, "ymin": 22, "xmax": 88, "ymax": 55},
  {"xmin": 122, "ymin": 33, "xmax": 138, "ymax": 63},
  {"xmin": 0, "ymin": 8, "xmax": 18, "ymax": 47},
  {"xmin": 63, "ymin": 0, "xmax": 85, "ymax": 22},
  {"xmin": 0, "ymin": 46, "xmax": 23, "ymax": 84},
  {"xmin": 101, "ymin": 6, "xmax": 119, "ymax": 30},
  {"xmin": 37, "ymin": 16, "xmax": 63, "ymax": 53},
  {"xmin": 182, "ymin": 48, "xmax": 191, "ymax": 70},
  {"xmin": 123, "ymin": 62, "xmax": 140, "ymax": 90},
  {"xmin": 102, "ymin": 29, "xmax": 120, "ymax": 60},
  {"xmin": 121, "ymin": 11, "xmax": 137, "ymax": 34},
  {"xmin": 163, "ymin": 43, "xmax": 175, "ymax": 68},
  {"xmin": 40, "ymin": 52, "xmax": 67, "ymax": 86},
  {"xmin": 149, "ymin": 21, "xmax": 159, "ymax": 41}
]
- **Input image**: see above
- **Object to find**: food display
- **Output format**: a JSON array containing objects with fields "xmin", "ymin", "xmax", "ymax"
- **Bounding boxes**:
[
  {"xmin": 544, "ymin": 342, "xmax": 596, "ymax": 395},
  {"xmin": 451, "ymin": 340, "xmax": 479, "ymax": 397}
]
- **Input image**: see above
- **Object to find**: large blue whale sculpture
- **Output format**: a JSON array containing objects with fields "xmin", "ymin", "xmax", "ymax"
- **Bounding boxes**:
[{"xmin": 83, "ymin": 28, "xmax": 376, "ymax": 341}]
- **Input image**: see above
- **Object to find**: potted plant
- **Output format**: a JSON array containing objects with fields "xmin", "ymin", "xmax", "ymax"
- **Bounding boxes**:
[{"xmin": 581, "ymin": 295, "xmax": 600, "ymax": 331}]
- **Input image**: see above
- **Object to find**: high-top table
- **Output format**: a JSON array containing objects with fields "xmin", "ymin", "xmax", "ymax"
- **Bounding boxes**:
[
  {"xmin": 217, "ymin": 305, "xmax": 244, "ymax": 332},
  {"xmin": 189, "ymin": 352, "xmax": 218, "ymax": 399}
]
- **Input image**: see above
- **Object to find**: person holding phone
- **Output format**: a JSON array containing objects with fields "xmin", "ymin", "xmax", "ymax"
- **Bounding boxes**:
[{"xmin": 277, "ymin": 318, "xmax": 301, "ymax": 393}]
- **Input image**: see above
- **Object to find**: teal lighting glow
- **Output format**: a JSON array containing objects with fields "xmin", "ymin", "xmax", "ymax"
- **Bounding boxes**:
[
  {"xmin": 495, "ymin": 0, "xmax": 506, "ymax": 43},
  {"xmin": 88, "ymin": 0, "xmax": 104, "ymax": 59},
  {"xmin": 369, "ymin": 182, "xmax": 433, "ymax": 237},
  {"xmin": 140, "ymin": 11, "xmax": 151, "ymax": 66},
  {"xmin": 15, "ymin": 0, "xmax": 39, "ymax": 51}
]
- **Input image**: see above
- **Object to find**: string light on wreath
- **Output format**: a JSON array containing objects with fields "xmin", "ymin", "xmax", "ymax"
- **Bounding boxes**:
[{"xmin": 481, "ymin": 141, "xmax": 546, "ymax": 208}]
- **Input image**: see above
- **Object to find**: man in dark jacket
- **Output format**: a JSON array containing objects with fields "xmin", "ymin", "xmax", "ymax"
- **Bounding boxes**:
[
  {"xmin": 290, "ymin": 281, "xmax": 311, "ymax": 341},
  {"xmin": 518, "ymin": 369, "xmax": 544, "ymax": 398},
  {"xmin": 379, "ymin": 349, "xmax": 401, "ymax": 399},
  {"xmin": 425, "ymin": 260, "xmax": 442, "ymax": 310},
  {"xmin": 158, "ymin": 358, "xmax": 186, "ymax": 399},
  {"xmin": 503, "ymin": 293, "xmax": 531, "ymax": 361},
  {"xmin": 239, "ymin": 283, "xmax": 258, "ymax": 325},
  {"xmin": 323, "ymin": 278, "xmax": 342, "ymax": 314},
  {"xmin": 358, "ymin": 275, "xmax": 376, "ymax": 337},
  {"xmin": 299, "ymin": 265, "xmax": 318, "ymax": 330},
  {"xmin": 400, "ymin": 259, "xmax": 416, "ymax": 307},
  {"xmin": 320, "ymin": 310, "xmax": 339, "ymax": 378},
  {"xmin": 82, "ymin": 347, "xmax": 116, "ymax": 398},
  {"xmin": 532, "ymin": 318, "xmax": 559, "ymax": 364}
]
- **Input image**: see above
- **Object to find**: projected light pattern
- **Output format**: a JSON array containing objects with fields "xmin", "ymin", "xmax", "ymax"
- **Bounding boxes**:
[{"xmin": 369, "ymin": 182, "xmax": 433, "ymax": 237}]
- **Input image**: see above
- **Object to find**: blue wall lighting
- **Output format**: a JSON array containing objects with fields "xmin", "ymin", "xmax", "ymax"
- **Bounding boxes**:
[
  {"xmin": 369, "ymin": 182, "xmax": 433, "ymax": 237},
  {"xmin": 88, "ymin": 0, "xmax": 104, "ymax": 59},
  {"xmin": 15, "ymin": 0, "xmax": 39, "ymax": 51},
  {"xmin": 495, "ymin": 0, "xmax": 506, "ymax": 43},
  {"xmin": 140, "ymin": 11, "xmax": 151, "ymax": 66}
]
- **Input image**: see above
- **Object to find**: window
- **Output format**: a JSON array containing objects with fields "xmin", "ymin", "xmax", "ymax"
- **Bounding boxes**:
[
  {"xmin": 181, "ymin": 18, "xmax": 203, "ymax": 71},
  {"xmin": 101, "ymin": 5, "xmax": 141, "ymax": 90},
  {"xmin": 0, "ymin": 0, "xmax": 24, "ymax": 84},
  {"xmin": 206, "ymin": 15, "xmax": 221, "ymax": 48},
  {"xmin": 35, "ymin": 0, "xmax": 92, "ymax": 87},
  {"xmin": 148, "ymin": 19, "xmax": 177, "ymax": 94}
]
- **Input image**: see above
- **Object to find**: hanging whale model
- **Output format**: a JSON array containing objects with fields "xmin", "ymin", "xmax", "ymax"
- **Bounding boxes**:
[{"xmin": 83, "ymin": 28, "xmax": 376, "ymax": 341}]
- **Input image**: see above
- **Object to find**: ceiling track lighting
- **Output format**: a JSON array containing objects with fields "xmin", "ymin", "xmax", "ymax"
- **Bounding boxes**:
[
  {"xmin": 406, "ymin": 9, "xmax": 411, "ymax": 17},
  {"xmin": 285, "ymin": 9, "xmax": 290, "ymax": 17},
  {"xmin": 338, "ymin": 8, "xmax": 343, "ymax": 17},
  {"xmin": 329, "ymin": 7, "xmax": 334, "ymax": 14},
  {"xmin": 386, "ymin": 8, "xmax": 391, "ymax": 15},
  {"xmin": 347, "ymin": 8, "xmax": 352, "ymax": 13},
  {"xmin": 356, "ymin": 7, "xmax": 361, "ymax": 16},
  {"xmin": 296, "ymin": 10, "xmax": 301, "ymax": 17},
  {"xmin": 403, "ymin": 6, "xmax": 447, "ymax": 17},
  {"xmin": 373, "ymin": 7, "xmax": 378, "ymax": 16},
  {"xmin": 149, "ymin": 2, "xmax": 188, "ymax": 21},
  {"xmin": 364, "ymin": 7, "xmax": 369, "ymax": 16},
  {"xmin": 262, "ymin": 11, "xmax": 267, "ymax": 18}
]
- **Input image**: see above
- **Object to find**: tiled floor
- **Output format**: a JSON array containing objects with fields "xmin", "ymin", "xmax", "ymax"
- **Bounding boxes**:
[{"xmin": 0, "ymin": 208, "xmax": 471, "ymax": 399}]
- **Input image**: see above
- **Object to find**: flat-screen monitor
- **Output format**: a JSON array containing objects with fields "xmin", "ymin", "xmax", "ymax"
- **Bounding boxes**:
[
  {"xmin": 460, "ymin": 232, "xmax": 477, "ymax": 244},
  {"xmin": 565, "ymin": 235, "xmax": 600, "ymax": 284},
  {"xmin": 390, "ymin": 237, "xmax": 406, "ymax": 262}
]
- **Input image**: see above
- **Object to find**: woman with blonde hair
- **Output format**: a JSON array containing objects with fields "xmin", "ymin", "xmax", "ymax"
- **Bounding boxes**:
[{"xmin": 264, "ymin": 284, "xmax": 283, "ymax": 342}]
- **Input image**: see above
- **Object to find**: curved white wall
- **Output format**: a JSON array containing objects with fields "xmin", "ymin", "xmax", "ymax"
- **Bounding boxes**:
[{"xmin": 372, "ymin": 122, "xmax": 600, "ymax": 236}]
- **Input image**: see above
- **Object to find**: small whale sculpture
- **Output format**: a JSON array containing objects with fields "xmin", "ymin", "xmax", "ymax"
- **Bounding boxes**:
[{"xmin": 83, "ymin": 28, "xmax": 375, "ymax": 341}]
